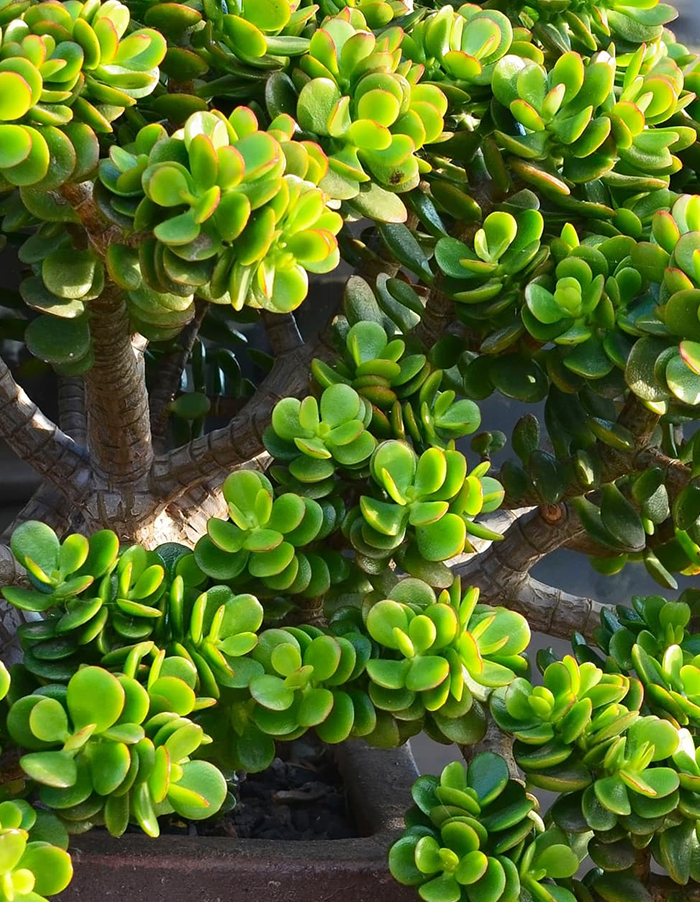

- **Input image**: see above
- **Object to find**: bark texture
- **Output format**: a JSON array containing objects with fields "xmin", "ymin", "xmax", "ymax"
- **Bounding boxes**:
[{"xmin": 84, "ymin": 284, "xmax": 153, "ymax": 485}]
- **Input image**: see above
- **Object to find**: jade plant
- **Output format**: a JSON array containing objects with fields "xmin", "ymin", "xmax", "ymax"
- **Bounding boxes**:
[{"xmin": 1, "ymin": 0, "xmax": 700, "ymax": 898}]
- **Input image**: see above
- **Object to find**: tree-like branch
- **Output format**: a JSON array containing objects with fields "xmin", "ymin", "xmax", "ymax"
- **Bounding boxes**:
[
  {"xmin": 0, "ymin": 355, "xmax": 89, "ymax": 495},
  {"xmin": 454, "ymin": 504, "xmax": 605, "ymax": 640},
  {"xmin": 0, "ymin": 545, "xmax": 23, "ymax": 586},
  {"xmin": 458, "ymin": 504, "xmax": 586, "ymax": 583},
  {"xmin": 1, "ymin": 484, "xmax": 74, "ymax": 543},
  {"xmin": 84, "ymin": 284, "xmax": 153, "ymax": 485},
  {"xmin": 262, "ymin": 311, "xmax": 304, "ymax": 356},
  {"xmin": 0, "ymin": 545, "xmax": 34, "ymax": 663},
  {"xmin": 58, "ymin": 182, "xmax": 148, "ymax": 258},
  {"xmin": 644, "ymin": 876, "xmax": 700, "ymax": 901},
  {"xmin": 149, "ymin": 299, "xmax": 208, "ymax": 454},
  {"xmin": 460, "ymin": 718, "xmax": 519, "ymax": 779},
  {"xmin": 58, "ymin": 377, "xmax": 87, "ymax": 446},
  {"xmin": 417, "ymin": 282, "xmax": 455, "ymax": 348},
  {"xmin": 151, "ymin": 343, "xmax": 312, "ymax": 503},
  {"xmin": 507, "ymin": 576, "xmax": 603, "ymax": 641}
]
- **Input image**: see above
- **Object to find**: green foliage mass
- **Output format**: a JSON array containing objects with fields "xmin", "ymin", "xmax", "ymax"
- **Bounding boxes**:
[{"xmin": 4, "ymin": 0, "xmax": 700, "ymax": 898}]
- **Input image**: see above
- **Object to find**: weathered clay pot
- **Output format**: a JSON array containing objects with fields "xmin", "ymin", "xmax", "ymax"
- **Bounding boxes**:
[{"xmin": 62, "ymin": 741, "xmax": 419, "ymax": 902}]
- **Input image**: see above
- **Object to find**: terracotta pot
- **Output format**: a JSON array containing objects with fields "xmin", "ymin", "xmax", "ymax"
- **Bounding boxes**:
[{"xmin": 62, "ymin": 741, "xmax": 419, "ymax": 902}]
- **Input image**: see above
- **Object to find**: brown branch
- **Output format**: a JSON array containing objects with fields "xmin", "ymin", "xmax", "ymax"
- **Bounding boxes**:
[
  {"xmin": 0, "ymin": 545, "xmax": 35, "ymax": 662},
  {"xmin": 58, "ymin": 377, "xmax": 87, "ymax": 446},
  {"xmin": 149, "ymin": 300, "xmax": 208, "ymax": 454},
  {"xmin": 416, "ymin": 280, "xmax": 454, "ymax": 348},
  {"xmin": 162, "ymin": 478, "xmax": 230, "ymax": 546},
  {"xmin": 454, "ymin": 504, "xmax": 605, "ymax": 641},
  {"xmin": 1, "ymin": 484, "xmax": 74, "ymax": 543},
  {"xmin": 636, "ymin": 446, "xmax": 693, "ymax": 501},
  {"xmin": 58, "ymin": 183, "xmax": 149, "ymax": 259},
  {"xmin": 84, "ymin": 284, "xmax": 153, "ymax": 485},
  {"xmin": 0, "ymin": 545, "xmax": 24, "ymax": 586},
  {"xmin": 151, "ymin": 342, "xmax": 313, "ymax": 503},
  {"xmin": 460, "ymin": 718, "xmax": 519, "ymax": 780},
  {"xmin": 459, "ymin": 504, "xmax": 585, "ymax": 583},
  {"xmin": 646, "ymin": 876, "xmax": 700, "ymax": 901},
  {"xmin": 506, "ymin": 576, "xmax": 604, "ymax": 641},
  {"xmin": 262, "ymin": 312, "xmax": 304, "ymax": 356},
  {"xmin": 0, "ymin": 355, "xmax": 89, "ymax": 495}
]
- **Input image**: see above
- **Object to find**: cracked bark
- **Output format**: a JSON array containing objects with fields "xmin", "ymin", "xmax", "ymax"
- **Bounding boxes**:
[
  {"xmin": 454, "ymin": 505, "xmax": 605, "ymax": 641},
  {"xmin": 59, "ymin": 182, "xmax": 149, "ymax": 258},
  {"xmin": 460, "ymin": 718, "xmax": 519, "ymax": 779},
  {"xmin": 0, "ymin": 355, "xmax": 89, "ymax": 495},
  {"xmin": 262, "ymin": 311, "xmax": 303, "ymax": 356},
  {"xmin": 84, "ymin": 284, "xmax": 153, "ymax": 486},
  {"xmin": 0, "ymin": 546, "xmax": 32, "ymax": 662},
  {"xmin": 58, "ymin": 377, "xmax": 87, "ymax": 446},
  {"xmin": 1, "ymin": 484, "xmax": 74, "ymax": 543},
  {"xmin": 416, "ymin": 279, "xmax": 455, "ymax": 348}
]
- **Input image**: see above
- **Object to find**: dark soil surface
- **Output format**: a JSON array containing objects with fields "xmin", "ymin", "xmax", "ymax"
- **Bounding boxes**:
[{"xmin": 166, "ymin": 739, "xmax": 358, "ymax": 841}]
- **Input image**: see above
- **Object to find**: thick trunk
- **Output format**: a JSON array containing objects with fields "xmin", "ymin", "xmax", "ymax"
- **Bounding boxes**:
[{"xmin": 84, "ymin": 285, "xmax": 153, "ymax": 487}]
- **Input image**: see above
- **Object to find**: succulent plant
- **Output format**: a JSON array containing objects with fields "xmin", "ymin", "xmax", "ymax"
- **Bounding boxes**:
[
  {"xmin": 590, "ymin": 715, "xmax": 680, "ymax": 821},
  {"xmin": 491, "ymin": 655, "xmax": 637, "ymax": 760},
  {"xmin": 95, "ymin": 108, "xmax": 342, "ymax": 321},
  {"xmin": 247, "ymin": 626, "xmax": 371, "ymax": 742},
  {"xmin": 390, "ymin": 756, "xmax": 584, "ymax": 902},
  {"xmin": 362, "ymin": 580, "xmax": 529, "ymax": 746},
  {"xmin": 8, "ymin": 664, "xmax": 227, "ymax": 838},
  {"xmin": 0, "ymin": 799, "xmax": 72, "ymax": 902},
  {"xmin": 284, "ymin": 10, "xmax": 448, "ymax": 200},
  {"xmin": 353, "ymin": 440, "xmax": 504, "ymax": 568},
  {"xmin": 264, "ymin": 382, "xmax": 377, "ymax": 482},
  {"xmin": 314, "ymin": 320, "xmax": 431, "ymax": 413},
  {"xmin": 400, "ymin": 6, "xmax": 522, "ymax": 96},
  {"xmin": 520, "ymin": 0, "xmax": 677, "ymax": 50},
  {"xmin": 194, "ymin": 469, "xmax": 334, "ymax": 595},
  {"xmin": 490, "ymin": 44, "xmax": 694, "ymax": 197},
  {"xmin": 435, "ymin": 209, "xmax": 547, "ymax": 309},
  {"xmin": 2, "ymin": 0, "xmax": 700, "ymax": 898},
  {"xmin": 0, "ymin": 0, "xmax": 166, "ymax": 190}
]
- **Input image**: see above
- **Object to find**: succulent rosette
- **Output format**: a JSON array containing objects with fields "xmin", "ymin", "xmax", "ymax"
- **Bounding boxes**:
[
  {"xmin": 0, "ymin": 800, "xmax": 72, "ymax": 902},
  {"xmin": 95, "ymin": 107, "xmax": 341, "ymax": 328},
  {"xmin": 515, "ymin": 0, "xmax": 678, "ymax": 50},
  {"xmin": 391, "ymin": 756, "xmax": 583, "ymax": 902},
  {"xmin": 263, "ymin": 383, "xmax": 378, "ymax": 485},
  {"xmin": 194, "ymin": 469, "xmax": 342, "ymax": 598},
  {"xmin": 350, "ymin": 440, "xmax": 504, "ymax": 574},
  {"xmin": 246, "ymin": 626, "xmax": 372, "ymax": 742},
  {"xmin": 490, "ymin": 45, "xmax": 694, "ymax": 196},
  {"xmin": 318, "ymin": 0, "xmax": 410, "ymax": 28},
  {"xmin": 401, "ymin": 5, "xmax": 533, "ymax": 100},
  {"xmin": 0, "ymin": 0, "xmax": 166, "ymax": 188},
  {"xmin": 278, "ymin": 9, "xmax": 448, "ymax": 201},
  {"xmin": 8, "ymin": 665, "xmax": 227, "ymax": 838},
  {"xmin": 364, "ymin": 579, "xmax": 530, "ymax": 743}
]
